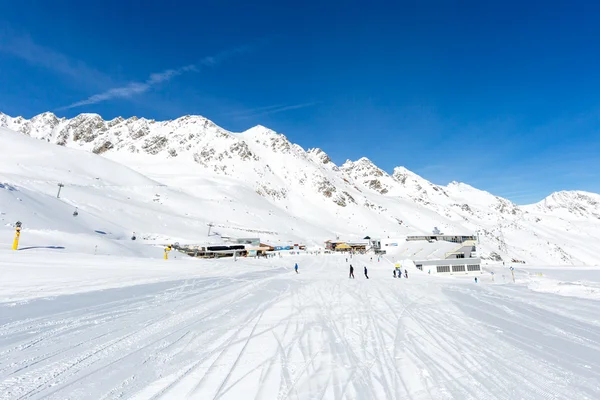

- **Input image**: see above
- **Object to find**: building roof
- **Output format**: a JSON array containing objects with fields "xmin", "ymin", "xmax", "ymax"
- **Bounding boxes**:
[
  {"xmin": 345, "ymin": 240, "xmax": 369, "ymax": 246},
  {"xmin": 386, "ymin": 240, "xmax": 461, "ymax": 261},
  {"xmin": 406, "ymin": 234, "xmax": 476, "ymax": 239}
]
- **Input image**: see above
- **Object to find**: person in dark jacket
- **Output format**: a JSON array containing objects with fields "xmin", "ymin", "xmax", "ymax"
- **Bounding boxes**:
[
  {"xmin": 393, "ymin": 269, "xmax": 397, "ymax": 278},
  {"xmin": 294, "ymin": 263, "xmax": 299, "ymax": 274},
  {"xmin": 349, "ymin": 264, "xmax": 355, "ymax": 279},
  {"xmin": 404, "ymin": 269, "xmax": 408, "ymax": 279},
  {"xmin": 364, "ymin": 266, "xmax": 369, "ymax": 279}
]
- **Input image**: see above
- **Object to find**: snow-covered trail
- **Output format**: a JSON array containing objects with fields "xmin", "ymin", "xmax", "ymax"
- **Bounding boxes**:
[{"xmin": 1, "ymin": 255, "xmax": 599, "ymax": 400}]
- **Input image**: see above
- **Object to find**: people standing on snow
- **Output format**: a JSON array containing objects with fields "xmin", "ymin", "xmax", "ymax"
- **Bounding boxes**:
[
  {"xmin": 404, "ymin": 269, "xmax": 408, "ymax": 279},
  {"xmin": 370, "ymin": 257, "xmax": 373, "ymax": 262},
  {"xmin": 474, "ymin": 277, "xmax": 478, "ymax": 283},
  {"xmin": 364, "ymin": 266, "xmax": 369, "ymax": 279},
  {"xmin": 349, "ymin": 264, "xmax": 355, "ymax": 279},
  {"xmin": 393, "ymin": 269, "xmax": 397, "ymax": 278},
  {"xmin": 294, "ymin": 263, "xmax": 299, "ymax": 274}
]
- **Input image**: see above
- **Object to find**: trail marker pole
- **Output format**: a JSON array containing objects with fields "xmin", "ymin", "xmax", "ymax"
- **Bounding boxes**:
[
  {"xmin": 12, "ymin": 221, "xmax": 22, "ymax": 250},
  {"xmin": 57, "ymin": 183, "xmax": 64, "ymax": 198}
]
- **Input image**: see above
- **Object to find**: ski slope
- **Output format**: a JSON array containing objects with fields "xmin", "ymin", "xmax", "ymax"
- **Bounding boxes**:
[
  {"xmin": 1, "ymin": 251, "xmax": 599, "ymax": 400},
  {"xmin": 0, "ymin": 127, "xmax": 327, "ymax": 253}
]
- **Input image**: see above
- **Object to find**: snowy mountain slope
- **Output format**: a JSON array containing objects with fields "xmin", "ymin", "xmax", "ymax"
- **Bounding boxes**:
[
  {"xmin": 0, "ymin": 128, "xmax": 330, "ymax": 254},
  {"xmin": 524, "ymin": 191, "xmax": 600, "ymax": 220},
  {"xmin": 1, "ymin": 111, "xmax": 600, "ymax": 265}
]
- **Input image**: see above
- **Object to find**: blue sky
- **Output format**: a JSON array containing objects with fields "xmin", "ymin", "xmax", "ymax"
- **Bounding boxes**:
[{"xmin": 1, "ymin": 1, "xmax": 599, "ymax": 204}]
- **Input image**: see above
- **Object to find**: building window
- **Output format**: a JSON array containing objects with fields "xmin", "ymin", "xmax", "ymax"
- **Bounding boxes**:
[
  {"xmin": 467, "ymin": 264, "xmax": 481, "ymax": 271},
  {"xmin": 437, "ymin": 265, "xmax": 451, "ymax": 273},
  {"xmin": 416, "ymin": 264, "xmax": 423, "ymax": 271},
  {"xmin": 456, "ymin": 253, "xmax": 465, "ymax": 259},
  {"xmin": 452, "ymin": 265, "xmax": 466, "ymax": 272}
]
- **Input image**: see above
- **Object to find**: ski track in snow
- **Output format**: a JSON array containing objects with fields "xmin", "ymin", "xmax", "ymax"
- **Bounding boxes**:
[{"xmin": 1, "ymin": 255, "xmax": 599, "ymax": 400}]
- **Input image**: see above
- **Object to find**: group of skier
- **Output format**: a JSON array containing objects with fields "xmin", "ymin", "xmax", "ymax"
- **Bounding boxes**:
[
  {"xmin": 348, "ymin": 264, "xmax": 370, "ymax": 279},
  {"xmin": 293, "ymin": 261, "xmax": 408, "ymax": 281},
  {"xmin": 393, "ymin": 267, "xmax": 408, "ymax": 279},
  {"xmin": 294, "ymin": 261, "xmax": 479, "ymax": 284},
  {"xmin": 347, "ymin": 264, "xmax": 407, "ymax": 280}
]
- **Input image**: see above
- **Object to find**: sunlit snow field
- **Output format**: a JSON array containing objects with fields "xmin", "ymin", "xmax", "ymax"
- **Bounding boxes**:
[{"xmin": 1, "ymin": 251, "xmax": 599, "ymax": 400}]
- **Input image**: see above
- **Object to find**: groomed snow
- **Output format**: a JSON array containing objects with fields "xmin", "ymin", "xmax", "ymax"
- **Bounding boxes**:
[{"xmin": 1, "ymin": 252, "xmax": 599, "ymax": 399}]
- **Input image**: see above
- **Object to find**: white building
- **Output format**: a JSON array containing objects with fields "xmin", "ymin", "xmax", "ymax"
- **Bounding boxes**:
[{"xmin": 383, "ymin": 235, "xmax": 481, "ymax": 275}]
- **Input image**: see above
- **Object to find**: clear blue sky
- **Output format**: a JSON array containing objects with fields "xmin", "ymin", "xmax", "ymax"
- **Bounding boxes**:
[{"xmin": 1, "ymin": 1, "xmax": 599, "ymax": 204}]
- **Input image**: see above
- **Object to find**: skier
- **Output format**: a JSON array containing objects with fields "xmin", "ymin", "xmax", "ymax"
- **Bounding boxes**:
[
  {"xmin": 349, "ymin": 264, "xmax": 355, "ymax": 279},
  {"xmin": 294, "ymin": 263, "xmax": 299, "ymax": 274},
  {"xmin": 404, "ymin": 269, "xmax": 408, "ymax": 279},
  {"xmin": 370, "ymin": 257, "xmax": 373, "ymax": 262},
  {"xmin": 474, "ymin": 277, "xmax": 478, "ymax": 283},
  {"xmin": 428, "ymin": 269, "xmax": 431, "ymax": 275},
  {"xmin": 393, "ymin": 269, "xmax": 397, "ymax": 278},
  {"xmin": 364, "ymin": 266, "xmax": 369, "ymax": 279}
]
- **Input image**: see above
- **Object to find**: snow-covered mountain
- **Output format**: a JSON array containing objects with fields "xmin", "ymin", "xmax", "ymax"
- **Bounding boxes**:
[{"xmin": 1, "ymin": 111, "xmax": 599, "ymax": 265}]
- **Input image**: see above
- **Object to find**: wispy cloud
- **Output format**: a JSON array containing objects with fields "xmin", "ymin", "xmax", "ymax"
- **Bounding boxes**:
[
  {"xmin": 59, "ymin": 64, "xmax": 197, "ymax": 109},
  {"xmin": 60, "ymin": 45, "xmax": 254, "ymax": 110},
  {"xmin": 221, "ymin": 104, "xmax": 287, "ymax": 117},
  {"xmin": 230, "ymin": 102, "xmax": 320, "ymax": 119},
  {"xmin": 0, "ymin": 28, "xmax": 112, "ymax": 89}
]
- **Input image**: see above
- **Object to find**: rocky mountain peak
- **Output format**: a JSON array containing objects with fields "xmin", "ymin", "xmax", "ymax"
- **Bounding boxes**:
[
  {"xmin": 242, "ymin": 125, "xmax": 294, "ymax": 154},
  {"xmin": 392, "ymin": 166, "xmax": 424, "ymax": 185},
  {"xmin": 535, "ymin": 191, "xmax": 600, "ymax": 217},
  {"xmin": 307, "ymin": 148, "xmax": 334, "ymax": 165},
  {"xmin": 341, "ymin": 158, "xmax": 393, "ymax": 195},
  {"xmin": 342, "ymin": 157, "xmax": 386, "ymax": 176}
]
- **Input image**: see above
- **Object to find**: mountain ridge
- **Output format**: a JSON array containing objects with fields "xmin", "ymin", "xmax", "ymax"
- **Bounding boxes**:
[
  {"xmin": 3, "ymin": 110, "xmax": 594, "ymax": 204},
  {"xmin": 1, "ymin": 111, "xmax": 599, "ymax": 265}
]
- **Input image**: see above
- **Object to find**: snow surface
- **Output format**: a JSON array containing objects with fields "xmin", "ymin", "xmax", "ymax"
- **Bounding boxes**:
[
  {"xmin": 1, "ymin": 116, "xmax": 600, "ymax": 399},
  {"xmin": 1, "ymin": 252, "xmax": 599, "ymax": 399}
]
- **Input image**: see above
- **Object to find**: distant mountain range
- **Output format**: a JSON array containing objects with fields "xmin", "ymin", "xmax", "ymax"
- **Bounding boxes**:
[{"xmin": 1, "ymin": 111, "xmax": 599, "ymax": 265}]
